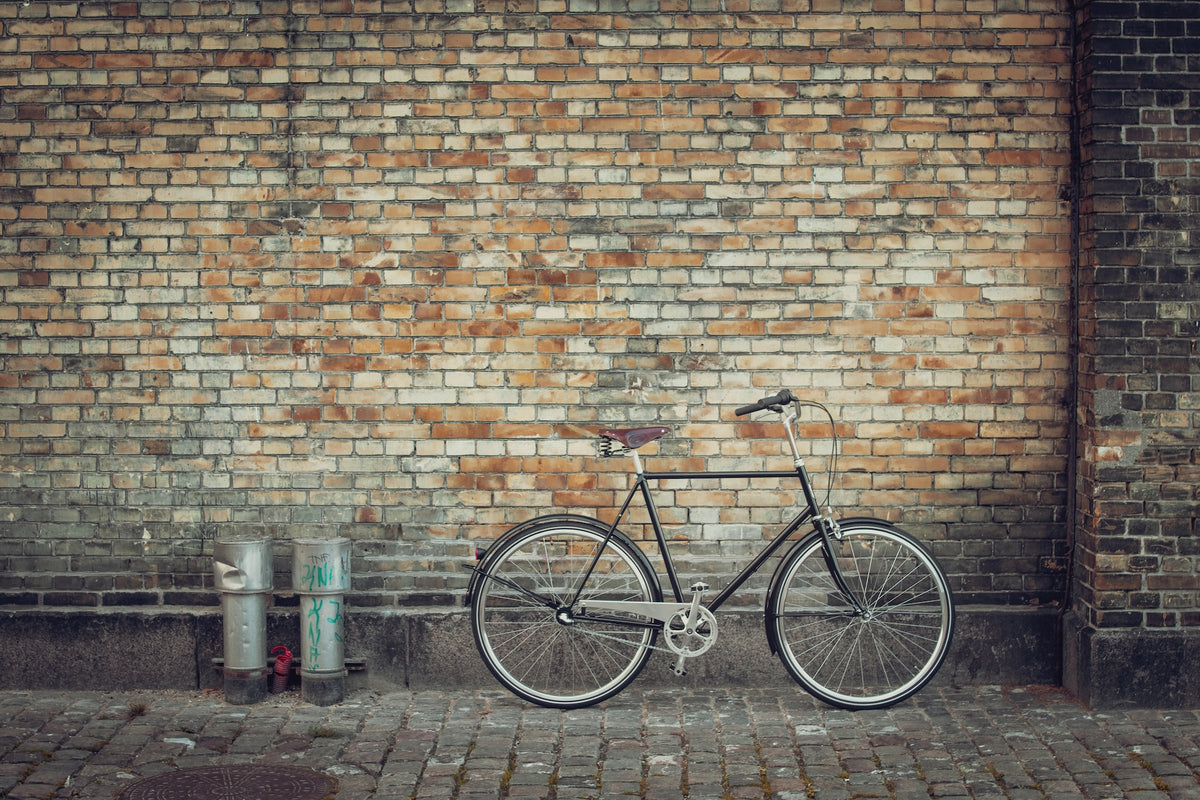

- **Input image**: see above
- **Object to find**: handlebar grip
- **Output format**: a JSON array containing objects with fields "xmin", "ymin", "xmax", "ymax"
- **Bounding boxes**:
[{"xmin": 735, "ymin": 390, "xmax": 797, "ymax": 416}]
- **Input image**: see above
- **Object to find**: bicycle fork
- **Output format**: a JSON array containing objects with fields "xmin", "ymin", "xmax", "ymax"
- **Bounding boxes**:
[
  {"xmin": 780, "ymin": 406, "xmax": 870, "ymax": 618},
  {"xmin": 814, "ymin": 514, "xmax": 869, "ymax": 617}
]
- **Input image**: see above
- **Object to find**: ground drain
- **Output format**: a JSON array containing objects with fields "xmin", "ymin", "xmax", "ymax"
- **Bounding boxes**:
[{"xmin": 117, "ymin": 764, "xmax": 337, "ymax": 800}]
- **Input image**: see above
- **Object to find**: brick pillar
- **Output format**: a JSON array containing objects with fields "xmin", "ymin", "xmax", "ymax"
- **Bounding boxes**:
[{"xmin": 1064, "ymin": 0, "xmax": 1200, "ymax": 707}]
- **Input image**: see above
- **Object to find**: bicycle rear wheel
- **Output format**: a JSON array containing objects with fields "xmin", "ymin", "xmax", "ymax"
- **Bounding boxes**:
[
  {"xmin": 470, "ymin": 519, "xmax": 659, "ymax": 708},
  {"xmin": 768, "ymin": 519, "xmax": 954, "ymax": 709}
]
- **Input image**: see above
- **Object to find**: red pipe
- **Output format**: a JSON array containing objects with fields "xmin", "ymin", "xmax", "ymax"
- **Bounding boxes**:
[{"xmin": 271, "ymin": 646, "xmax": 292, "ymax": 694}]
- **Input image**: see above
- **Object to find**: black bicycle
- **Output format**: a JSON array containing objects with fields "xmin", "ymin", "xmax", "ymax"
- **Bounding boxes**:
[{"xmin": 467, "ymin": 391, "xmax": 955, "ymax": 710}]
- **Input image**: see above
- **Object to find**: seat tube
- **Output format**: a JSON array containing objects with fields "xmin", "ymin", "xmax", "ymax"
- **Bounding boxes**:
[
  {"xmin": 638, "ymin": 476, "xmax": 685, "ymax": 603},
  {"xmin": 626, "ymin": 445, "xmax": 683, "ymax": 602}
]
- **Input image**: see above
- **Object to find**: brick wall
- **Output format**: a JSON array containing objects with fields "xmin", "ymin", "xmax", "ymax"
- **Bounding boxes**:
[
  {"xmin": 1, "ymin": 2, "xmax": 1073, "ymax": 612},
  {"xmin": 1065, "ymin": 0, "xmax": 1200, "ymax": 704}
]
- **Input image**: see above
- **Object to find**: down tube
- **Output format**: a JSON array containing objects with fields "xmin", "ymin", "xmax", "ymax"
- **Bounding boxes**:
[{"xmin": 706, "ymin": 507, "xmax": 815, "ymax": 612}]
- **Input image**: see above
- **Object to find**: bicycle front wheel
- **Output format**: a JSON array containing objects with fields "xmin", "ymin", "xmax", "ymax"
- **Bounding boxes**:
[
  {"xmin": 470, "ymin": 519, "xmax": 659, "ymax": 708},
  {"xmin": 768, "ymin": 519, "xmax": 954, "ymax": 709}
]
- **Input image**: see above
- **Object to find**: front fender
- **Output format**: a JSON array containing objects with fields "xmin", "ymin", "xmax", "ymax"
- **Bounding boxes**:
[{"xmin": 762, "ymin": 517, "xmax": 908, "ymax": 655}]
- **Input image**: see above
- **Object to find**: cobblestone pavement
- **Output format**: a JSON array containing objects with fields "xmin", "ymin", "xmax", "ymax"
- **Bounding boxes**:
[{"xmin": 1, "ymin": 686, "xmax": 1198, "ymax": 800}]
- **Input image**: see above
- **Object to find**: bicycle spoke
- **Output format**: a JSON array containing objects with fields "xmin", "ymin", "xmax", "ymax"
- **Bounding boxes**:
[
  {"xmin": 471, "ymin": 523, "xmax": 658, "ymax": 708},
  {"xmin": 771, "ymin": 523, "xmax": 953, "ymax": 709}
]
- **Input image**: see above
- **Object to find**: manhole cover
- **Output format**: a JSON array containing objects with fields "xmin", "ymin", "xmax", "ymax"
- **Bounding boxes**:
[{"xmin": 118, "ymin": 764, "xmax": 337, "ymax": 800}]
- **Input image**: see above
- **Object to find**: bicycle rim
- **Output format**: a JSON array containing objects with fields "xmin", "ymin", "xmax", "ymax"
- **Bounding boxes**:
[
  {"xmin": 771, "ymin": 523, "xmax": 954, "ymax": 709},
  {"xmin": 471, "ymin": 523, "xmax": 657, "ymax": 708}
]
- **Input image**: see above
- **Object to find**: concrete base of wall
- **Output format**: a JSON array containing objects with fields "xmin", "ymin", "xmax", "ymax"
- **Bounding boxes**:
[
  {"xmin": 1061, "ymin": 611, "xmax": 1200, "ymax": 709},
  {"xmin": 1, "ymin": 605, "xmax": 1060, "ymax": 697}
]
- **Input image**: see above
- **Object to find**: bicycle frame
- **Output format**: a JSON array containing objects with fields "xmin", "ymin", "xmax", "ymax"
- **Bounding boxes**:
[
  {"xmin": 468, "ymin": 393, "xmax": 955, "ymax": 705},
  {"xmin": 571, "ymin": 406, "xmax": 844, "ymax": 614},
  {"xmin": 470, "ymin": 394, "xmax": 955, "ymax": 709},
  {"xmin": 584, "ymin": 467, "xmax": 816, "ymax": 609}
]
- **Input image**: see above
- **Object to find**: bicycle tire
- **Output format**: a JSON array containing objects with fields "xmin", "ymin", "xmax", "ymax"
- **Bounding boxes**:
[
  {"xmin": 470, "ymin": 518, "xmax": 660, "ymax": 708},
  {"xmin": 767, "ymin": 519, "xmax": 954, "ymax": 709}
]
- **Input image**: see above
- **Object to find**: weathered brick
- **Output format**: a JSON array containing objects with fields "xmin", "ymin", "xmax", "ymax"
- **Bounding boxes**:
[
  {"xmin": 0, "ymin": 3, "xmax": 1190, "ymax": 652},
  {"xmin": 1068, "ymin": 0, "xmax": 1200, "ymax": 648}
]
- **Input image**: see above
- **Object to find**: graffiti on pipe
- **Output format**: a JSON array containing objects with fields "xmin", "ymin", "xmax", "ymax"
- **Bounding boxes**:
[
  {"xmin": 298, "ymin": 551, "xmax": 349, "ymax": 593},
  {"xmin": 303, "ymin": 597, "xmax": 344, "ymax": 670}
]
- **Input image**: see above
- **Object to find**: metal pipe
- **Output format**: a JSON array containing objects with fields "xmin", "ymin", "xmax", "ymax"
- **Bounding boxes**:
[
  {"xmin": 293, "ymin": 537, "xmax": 350, "ymax": 706},
  {"xmin": 213, "ymin": 538, "xmax": 273, "ymax": 705}
]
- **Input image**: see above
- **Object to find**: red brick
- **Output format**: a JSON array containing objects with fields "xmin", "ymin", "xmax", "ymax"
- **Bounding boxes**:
[{"xmin": 0, "ymin": 4, "xmax": 1111, "ymax": 622}]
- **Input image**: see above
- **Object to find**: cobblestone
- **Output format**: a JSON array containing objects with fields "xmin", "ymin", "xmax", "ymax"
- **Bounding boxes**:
[{"xmin": 0, "ymin": 687, "xmax": 1198, "ymax": 799}]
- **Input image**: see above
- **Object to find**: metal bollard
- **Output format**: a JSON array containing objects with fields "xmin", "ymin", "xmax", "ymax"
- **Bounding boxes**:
[
  {"xmin": 213, "ymin": 537, "xmax": 273, "ymax": 705},
  {"xmin": 293, "ymin": 537, "xmax": 351, "ymax": 706}
]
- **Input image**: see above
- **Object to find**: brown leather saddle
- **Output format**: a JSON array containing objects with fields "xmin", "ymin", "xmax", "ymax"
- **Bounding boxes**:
[{"xmin": 597, "ymin": 426, "xmax": 669, "ymax": 455}]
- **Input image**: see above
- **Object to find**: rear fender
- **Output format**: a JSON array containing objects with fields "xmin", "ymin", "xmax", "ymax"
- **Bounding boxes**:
[{"xmin": 465, "ymin": 514, "xmax": 662, "ymax": 604}]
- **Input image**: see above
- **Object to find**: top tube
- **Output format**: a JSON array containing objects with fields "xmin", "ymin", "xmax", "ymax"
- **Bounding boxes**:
[{"xmin": 641, "ymin": 470, "xmax": 800, "ymax": 481}]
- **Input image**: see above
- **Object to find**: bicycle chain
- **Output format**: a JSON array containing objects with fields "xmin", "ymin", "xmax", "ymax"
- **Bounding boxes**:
[
  {"xmin": 567, "ymin": 615, "xmax": 718, "ymax": 659},
  {"xmin": 569, "ymin": 624, "xmax": 682, "ymax": 657}
]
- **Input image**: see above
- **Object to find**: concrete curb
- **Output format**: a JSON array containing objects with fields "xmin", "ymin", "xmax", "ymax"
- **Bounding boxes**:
[{"xmin": 2, "ymin": 605, "xmax": 1059, "ymax": 694}]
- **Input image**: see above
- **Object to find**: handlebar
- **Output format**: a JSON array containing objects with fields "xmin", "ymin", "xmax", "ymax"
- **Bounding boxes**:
[{"xmin": 735, "ymin": 390, "xmax": 798, "ymax": 417}]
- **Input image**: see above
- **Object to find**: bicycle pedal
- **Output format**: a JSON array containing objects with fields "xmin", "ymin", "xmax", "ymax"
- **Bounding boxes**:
[
  {"xmin": 672, "ymin": 657, "xmax": 688, "ymax": 677},
  {"xmin": 690, "ymin": 582, "xmax": 709, "ymax": 593}
]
